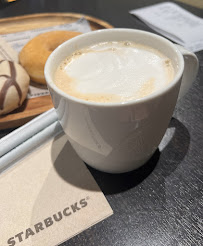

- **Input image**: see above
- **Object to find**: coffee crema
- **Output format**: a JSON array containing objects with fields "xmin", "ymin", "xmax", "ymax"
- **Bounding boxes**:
[{"xmin": 54, "ymin": 41, "xmax": 174, "ymax": 103}]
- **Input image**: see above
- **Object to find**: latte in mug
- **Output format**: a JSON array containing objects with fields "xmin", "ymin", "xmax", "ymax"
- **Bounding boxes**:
[{"xmin": 54, "ymin": 41, "xmax": 174, "ymax": 103}]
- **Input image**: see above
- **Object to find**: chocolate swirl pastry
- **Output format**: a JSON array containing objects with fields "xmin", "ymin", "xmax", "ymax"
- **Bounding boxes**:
[{"xmin": 0, "ymin": 60, "xmax": 30, "ymax": 115}]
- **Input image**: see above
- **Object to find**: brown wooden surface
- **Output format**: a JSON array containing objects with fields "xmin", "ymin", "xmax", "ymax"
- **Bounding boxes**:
[
  {"xmin": 0, "ymin": 13, "xmax": 113, "ymax": 130},
  {"xmin": 0, "ymin": 96, "xmax": 53, "ymax": 129},
  {"xmin": 0, "ymin": 12, "xmax": 113, "ymax": 34},
  {"xmin": 176, "ymin": 0, "xmax": 203, "ymax": 9}
]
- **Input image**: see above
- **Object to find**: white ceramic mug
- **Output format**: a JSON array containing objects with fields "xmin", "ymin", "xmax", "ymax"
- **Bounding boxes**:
[{"xmin": 45, "ymin": 29, "xmax": 198, "ymax": 173}]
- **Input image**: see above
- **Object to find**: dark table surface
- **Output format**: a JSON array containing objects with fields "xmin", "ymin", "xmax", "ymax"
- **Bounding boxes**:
[{"xmin": 0, "ymin": 0, "xmax": 203, "ymax": 245}]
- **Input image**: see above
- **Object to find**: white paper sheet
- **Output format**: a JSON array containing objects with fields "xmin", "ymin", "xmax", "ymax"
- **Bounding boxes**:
[
  {"xmin": 130, "ymin": 2, "xmax": 203, "ymax": 52},
  {"xmin": 0, "ymin": 37, "xmax": 19, "ymax": 62}
]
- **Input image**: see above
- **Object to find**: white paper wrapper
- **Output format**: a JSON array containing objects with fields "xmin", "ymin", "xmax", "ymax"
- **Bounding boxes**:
[{"xmin": 0, "ymin": 109, "xmax": 62, "ymax": 173}]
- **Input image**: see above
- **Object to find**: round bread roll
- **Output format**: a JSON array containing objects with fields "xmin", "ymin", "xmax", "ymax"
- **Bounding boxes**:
[
  {"xmin": 0, "ymin": 60, "xmax": 30, "ymax": 115},
  {"xmin": 19, "ymin": 30, "xmax": 81, "ymax": 84}
]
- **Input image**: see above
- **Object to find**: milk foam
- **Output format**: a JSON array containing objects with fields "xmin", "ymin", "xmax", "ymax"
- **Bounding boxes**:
[{"xmin": 54, "ymin": 41, "xmax": 174, "ymax": 103}]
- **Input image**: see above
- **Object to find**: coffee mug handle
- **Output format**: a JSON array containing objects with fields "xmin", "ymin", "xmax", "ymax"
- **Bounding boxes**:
[{"xmin": 175, "ymin": 44, "xmax": 199, "ymax": 100}]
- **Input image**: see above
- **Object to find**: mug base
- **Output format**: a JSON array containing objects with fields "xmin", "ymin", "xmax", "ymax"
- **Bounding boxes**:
[{"xmin": 82, "ymin": 154, "xmax": 154, "ymax": 174}]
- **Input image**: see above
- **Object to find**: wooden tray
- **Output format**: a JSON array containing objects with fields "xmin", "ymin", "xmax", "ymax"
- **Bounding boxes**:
[{"xmin": 0, "ymin": 13, "xmax": 113, "ymax": 130}]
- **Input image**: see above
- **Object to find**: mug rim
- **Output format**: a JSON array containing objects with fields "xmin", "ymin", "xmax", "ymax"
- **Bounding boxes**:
[{"xmin": 45, "ymin": 28, "xmax": 184, "ymax": 107}]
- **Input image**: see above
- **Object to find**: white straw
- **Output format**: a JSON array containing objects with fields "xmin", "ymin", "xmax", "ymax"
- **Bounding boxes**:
[
  {"xmin": 0, "ymin": 120, "xmax": 63, "ymax": 173},
  {"xmin": 0, "ymin": 108, "xmax": 58, "ymax": 157}
]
